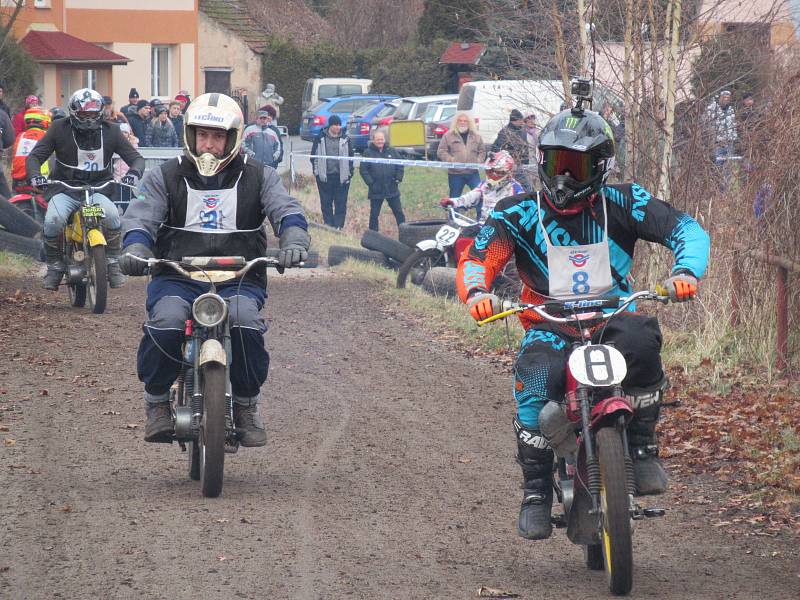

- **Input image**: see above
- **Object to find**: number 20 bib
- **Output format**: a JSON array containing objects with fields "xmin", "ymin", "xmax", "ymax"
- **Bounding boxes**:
[{"xmin": 537, "ymin": 192, "xmax": 613, "ymax": 298}]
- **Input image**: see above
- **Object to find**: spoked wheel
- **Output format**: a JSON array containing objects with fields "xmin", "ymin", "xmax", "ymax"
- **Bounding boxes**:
[
  {"xmin": 199, "ymin": 363, "xmax": 226, "ymax": 498},
  {"xmin": 396, "ymin": 248, "xmax": 446, "ymax": 288},
  {"xmin": 87, "ymin": 244, "xmax": 108, "ymax": 314},
  {"xmin": 597, "ymin": 426, "xmax": 634, "ymax": 596}
]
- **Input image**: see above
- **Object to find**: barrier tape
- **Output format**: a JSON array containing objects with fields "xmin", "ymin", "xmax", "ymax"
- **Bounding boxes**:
[{"xmin": 289, "ymin": 152, "xmax": 485, "ymax": 183}]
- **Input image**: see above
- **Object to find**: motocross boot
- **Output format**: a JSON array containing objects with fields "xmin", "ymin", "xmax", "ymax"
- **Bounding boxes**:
[
  {"xmin": 234, "ymin": 396, "xmax": 267, "ymax": 447},
  {"xmin": 42, "ymin": 236, "xmax": 65, "ymax": 290},
  {"xmin": 144, "ymin": 393, "xmax": 174, "ymax": 443},
  {"xmin": 627, "ymin": 380, "xmax": 669, "ymax": 495},
  {"xmin": 514, "ymin": 417, "xmax": 555, "ymax": 540},
  {"xmin": 104, "ymin": 228, "xmax": 126, "ymax": 289}
]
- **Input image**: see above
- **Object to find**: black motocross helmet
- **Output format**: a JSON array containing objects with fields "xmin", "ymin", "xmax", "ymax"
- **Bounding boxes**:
[{"xmin": 537, "ymin": 107, "xmax": 616, "ymax": 209}]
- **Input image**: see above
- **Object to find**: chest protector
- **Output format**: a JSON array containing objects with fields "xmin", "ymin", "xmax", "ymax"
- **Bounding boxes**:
[{"xmin": 155, "ymin": 155, "xmax": 268, "ymax": 285}]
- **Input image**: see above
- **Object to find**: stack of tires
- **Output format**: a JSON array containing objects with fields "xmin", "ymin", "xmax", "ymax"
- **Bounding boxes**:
[{"xmin": 0, "ymin": 195, "xmax": 43, "ymax": 259}]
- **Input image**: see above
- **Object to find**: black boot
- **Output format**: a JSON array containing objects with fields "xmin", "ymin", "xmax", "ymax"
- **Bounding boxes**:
[
  {"xmin": 42, "ymin": 236, "xmax": 65, "ymax": 290},
  {"xmin": 627, "ymin": 383, "xmax": 668, "ymax": 495},
  {"xmin": 514, "ymin": 417, "xmax": 554, "ymax": 540},
  {"xmin": 104, "ymin": 228, "xmax": 126, "ymax": 288},
  {"xmin": 234, "ymin": 401, "xmax": 267, "ymax": 447}
]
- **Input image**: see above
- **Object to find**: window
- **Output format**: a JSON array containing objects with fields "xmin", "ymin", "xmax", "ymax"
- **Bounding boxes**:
[
  {"xmin": 331, "ymin": 100, "xmax": 357, "ymax": 112},
  {"xmin": 204, "ymin": 70, "xmax": 231, "ymax": 94},
  {"xmin": 85, "ymin": 69, "xmax": 96, "ymax": 90},
  {"xmin": 151, "ymin": 45, "xmax": 170, "ymax": 97}
]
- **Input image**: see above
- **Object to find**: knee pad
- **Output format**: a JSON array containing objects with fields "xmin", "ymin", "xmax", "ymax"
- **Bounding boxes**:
[
  {"xmin": 147, "ymin": 296, "xmax": 191, "ymax": 330},
  {"xmin": 625, "ymin": 375, "xmax": 669, "ymax": 422},
  {"xmin": 227, "ymin": 295, "xmax": 266, "ymax": 332}
]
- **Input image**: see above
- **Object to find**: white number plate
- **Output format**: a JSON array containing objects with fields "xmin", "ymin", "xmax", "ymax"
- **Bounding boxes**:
[
  {"xmin": 435, "ymin": 225, "xmax": 459, "ymax": 246},
  {"xmin": 568, "ymin": 344, "xmax": 627, "ymax": 387}
]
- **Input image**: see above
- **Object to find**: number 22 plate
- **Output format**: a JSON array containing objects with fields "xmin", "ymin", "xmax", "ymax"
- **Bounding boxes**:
[{"xmin": 435, "ymin": 225, "xmax": 459, "ymax": 246}]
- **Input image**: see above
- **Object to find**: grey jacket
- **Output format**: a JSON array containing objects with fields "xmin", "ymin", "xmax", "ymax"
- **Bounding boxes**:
[
  {"xmin": 311, "ymin": 128, "xmax": 353, "ymax": 184},
  {"xmin": 437, "ymin": 128, "xmax": 486, "ymax": 175}
]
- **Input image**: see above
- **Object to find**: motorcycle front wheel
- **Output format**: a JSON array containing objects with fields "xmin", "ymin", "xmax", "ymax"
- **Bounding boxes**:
[
  {"xmin": 597, "ymin": 426, "xmax": 634, "ymax": 596},
  {"xmin": 199, "ymin": 363, "xmax": 226, "ymax": 498},
  {"xmin": 87, "ymin": 244, "xmax": 108, "ymax": 314},
  {"xmin": 396, "ymin": 248, "xmax": 446, "ymax": 288}
]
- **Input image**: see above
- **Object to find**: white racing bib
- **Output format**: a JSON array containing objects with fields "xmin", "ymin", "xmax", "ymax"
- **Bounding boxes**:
[
  {"xmin": 15, "ymin": 137, "xmax": 38, "ymax": 157},
  {"xmin": 182, "ymin": 173, "xmax": 242, "ymax": 232},
  {"xmin": 538, "ymin": 192, "xmax": 614, "ymax": 298}
]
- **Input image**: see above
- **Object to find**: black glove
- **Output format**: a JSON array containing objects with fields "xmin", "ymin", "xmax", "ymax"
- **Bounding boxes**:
[
  {"xmin": 121, "ymin": 174, "xmax": 138, "ymax": 187},
  {"xmin": 119, "ymin": 243, "xmax": 154, "ymax": 276},
  {"xmin": 30, "ymin": 175, "xmax": 48, "ymax": 189},
  {"xmin": 277, "ymin": 226, "xmax": 310, "ymax": 269}
]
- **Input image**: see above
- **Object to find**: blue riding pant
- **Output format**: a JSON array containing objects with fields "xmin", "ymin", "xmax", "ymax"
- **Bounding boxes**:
[
  {"xmin": 43, "ymin": 192, "xmax": 120, "ymax": 238},
  {"xmin": 513, "ymin": 313, "xmax": 664, "ymax": 429}
]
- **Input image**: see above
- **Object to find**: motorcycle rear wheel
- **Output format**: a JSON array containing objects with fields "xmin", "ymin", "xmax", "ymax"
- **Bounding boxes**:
[
  {"xmin": 597, "ymin": 426, "xmax": 634, "ymax": 596},
  {"xmin": 199, "ymin": 363, "xmax": 226, "ymax": 498},
  {"xmin": 87, "ymin": 244, "xmax": 108, "ymax": 314},
  {"xmin": 396, "ymin": 248, "xmax": 446, "ymax": 288}
]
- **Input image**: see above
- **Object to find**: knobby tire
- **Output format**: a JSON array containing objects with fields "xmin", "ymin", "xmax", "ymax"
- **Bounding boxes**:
[
  {"xmin": 597, "ymin": 426, "xmax": 634, "ymax": 596},
  {"xmin": 396, "ymin": 248, "xmax": 446, "ymax": 288},
  {"xmin": 88, "ymin": 244, "xmax": 107, "ymax": 314}
]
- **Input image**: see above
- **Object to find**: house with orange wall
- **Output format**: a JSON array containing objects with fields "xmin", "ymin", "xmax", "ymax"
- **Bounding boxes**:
[{"xmin": 3, "ymin": 0, "xmax": 198, "ymax": 108}]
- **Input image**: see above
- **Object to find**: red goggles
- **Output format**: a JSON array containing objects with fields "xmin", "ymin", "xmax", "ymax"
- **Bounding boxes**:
[{"xmin": 540, "ymin": 149, "xmax": 596, "ymax": 181}]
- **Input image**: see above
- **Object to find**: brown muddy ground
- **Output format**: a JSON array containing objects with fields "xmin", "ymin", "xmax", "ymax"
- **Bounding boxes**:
[{"xmin": 0, "ymin": 271, "xmax": 797, "ymax": 600}]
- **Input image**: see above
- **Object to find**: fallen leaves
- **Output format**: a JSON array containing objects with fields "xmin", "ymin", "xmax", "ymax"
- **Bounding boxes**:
[
  {"xmin": 476, "ymin": 587, "xmax": 520, "ymax": 598},
  {"xmin": 2, "ymin": 438, "xmax": 16, "ymax": 446}
]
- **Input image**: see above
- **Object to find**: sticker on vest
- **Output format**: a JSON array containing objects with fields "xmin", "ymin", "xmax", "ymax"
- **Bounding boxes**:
[
  {"xmin": 15, "ymin": 137, "xmax": 38, "ymax": 158},
  {"xmin": 184, "ymin": 184, "xmax": 239, "ymax": 232}
]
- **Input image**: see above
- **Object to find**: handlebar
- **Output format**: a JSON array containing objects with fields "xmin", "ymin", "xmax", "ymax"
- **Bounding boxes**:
[
  {"xmin": 444, "ymin": 205, "xmax": 480, "ymax": 228},
  {"xmin": 477, "ymin": 290, "xmax": 671, "ymax": 327},
  {"xmin": 43, "ymin": 180, "xmax": 138, "ymax": 191},
  {"xmin": 126, "ymin": 254, "xmax": 297, "ymax": 280}
]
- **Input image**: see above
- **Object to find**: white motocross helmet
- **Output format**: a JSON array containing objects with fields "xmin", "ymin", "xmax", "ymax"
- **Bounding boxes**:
[{"xmin": 183, "ymin": 93, "xmax": 244, "ymax": 176}]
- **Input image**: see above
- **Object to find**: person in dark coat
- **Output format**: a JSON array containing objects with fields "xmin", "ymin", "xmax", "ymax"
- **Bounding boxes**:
[
  {"xmin": 359, "ymin": 129, "xmax": 405, "ymax": 232},
  {"xmin": 311, "ymin": 115, "xmax": 353, "ymax": 229},
  {"xmin": 0, "ymin": 108, "xmax": 15, "ymax": 197},
  {"xmin": 128, "ymin": 100, "xmax": 152, "ymax": 146},
  {"xmin": 0, "ymin": 84, "xmax": 12, "ymax": 118},
  {"xmin": 491, "ymin": 108, "xmax": 532, "ymax": 191},
  {"xmin": 120, "ymin": 88, "xmax": 140, "ymax": 117}
]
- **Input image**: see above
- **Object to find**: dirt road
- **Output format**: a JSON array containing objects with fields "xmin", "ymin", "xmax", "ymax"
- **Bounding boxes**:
[{"xmin": 1, "ymin": 272, "xmax": 797, "ymax": 599}]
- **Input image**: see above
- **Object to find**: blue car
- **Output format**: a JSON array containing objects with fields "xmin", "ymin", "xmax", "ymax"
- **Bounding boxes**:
[
  {"xmin": 346, "ymin": 99, "xmax": 400, "ymax": 153},
  {"xmin": 299, "ymin": 94, "xmax": 399, "ymax": 141}
]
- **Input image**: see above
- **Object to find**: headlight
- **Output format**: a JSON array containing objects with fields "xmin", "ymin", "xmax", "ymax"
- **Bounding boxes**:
[{"xmin": 192, "ymin": 293, "xmax": 227, "ymax": 328}]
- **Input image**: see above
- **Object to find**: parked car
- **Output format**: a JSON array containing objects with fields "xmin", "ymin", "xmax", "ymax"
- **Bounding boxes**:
[
  {"xmin": 456, "ymin": 79, "xmax": 623, "ymax": 147},
  {"xmin": 391, "ymin": 94, "xmax": 458, "ymax": 157},
  {"xmin": 422, "ymin": 102, "xmax": 457, "ymax": 157},
  {"xmin": 299, "ymin": 94, "xmax": 399, "ymax": 141},
  {"xmin": 347, "ymin": 99, "xmax": 399, "ymax": 153},
  {"xmin": 369, "ymin": 99, "xmax": 401, "ymax": 133},
  {"xmin": 301, "ymin": 77, "xmax": 372, "ymax": 112}
]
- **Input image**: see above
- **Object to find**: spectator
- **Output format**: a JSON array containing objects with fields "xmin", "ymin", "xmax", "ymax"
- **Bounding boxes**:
[
  {"xmin": 103, "ymin": 96, "xmax": 129, "ymax": 125},
  {"xmin": 523, "ymin": 112, "xmax": 540, "ymax": 188},
  {"xmin": 120, "ymin": 88, "xmax": 140, "ymax": 117},
  {"xmin": 168, "ymin": 100, "xmax": 185, "ymax": 146},
  {"xmin": 175, "ymin": 91, "xmax": 190, "ymax": 114},
  {"xmin": 311, "ymin": 114, "xmax": 353, "ymax": 229},
  {"xmin": 113, "ymin": 122, "xmax": 140, "ymax": 208},
  {"xmin": 437, "ymin": 111, "xmax": 486, "ymax": 201},
  {"xmin": 704, "ymin": 90, "xmax": 738, "ymax": 165},
  {"xmin": 243, "ymin": 105, "xmax": 282, "ymax": 168},
  {"xmin": 12, "ymin": 95, "xmax": 40, "ymax": 136},
  {"xmin": 0, "ymin": 108, "xmax": 15, "ymax": 197},
  {"xmin": 359, "ymin": 129, "xmax": 405, "ymax": 232},
  {"xmin": 145, "ymin": 105, "xmax": 179, "ymax": 147},
  {"xmin": 128, "ymin": 100, "xmax": 152, "ymax": 145},
  {"xmin": 0, "ymin": 84, "xmax": 11, "ymax": 118},
  {"xmin": 11, "ymin": 108, "xmax": 51, "ymax": 191},
  {"xmin": 491, "ymin": 109, "xmax": 532, "ymax": 191}
]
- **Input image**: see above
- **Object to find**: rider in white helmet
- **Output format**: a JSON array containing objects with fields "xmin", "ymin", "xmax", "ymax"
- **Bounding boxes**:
[
  {"xmin": 120, "ymin": 93, "xmax": 310, "ymax": 446},
  {"xmin": 27, "ymin": 88, "xmax": 144, "ymax": 289}
]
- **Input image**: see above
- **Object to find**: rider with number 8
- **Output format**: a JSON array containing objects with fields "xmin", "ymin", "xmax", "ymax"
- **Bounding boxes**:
[
  {"xmin": 455, "ymin": 105, "xmax": 710, "ymax": 540},
  {"xmin": 26, "ymin": 88, "xmax": 144, "ymax": 290}
]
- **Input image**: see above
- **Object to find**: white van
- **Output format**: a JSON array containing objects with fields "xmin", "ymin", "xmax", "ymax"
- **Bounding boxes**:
[
  {"xmin": 456, "ymin": 79, "xmax": 621, "ymax": 146},
  {"xmin": 301, "ymin": 77, "xmax": 372, "ymax": 112}
]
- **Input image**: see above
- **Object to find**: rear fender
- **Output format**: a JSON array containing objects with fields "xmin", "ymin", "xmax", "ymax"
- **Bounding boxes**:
[
  {"xmin": 87, "ymin": 228, "xmax": 106, "ymax": 247},
  {"xmin": 199, "ymin": 339, "xmax": 227, "ymax": 368},
  {"xmin": 590, "ymin": 396, "xmax": 633, "ymax": 430}
]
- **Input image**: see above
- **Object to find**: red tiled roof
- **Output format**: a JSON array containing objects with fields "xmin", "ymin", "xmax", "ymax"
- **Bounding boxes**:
[
  {"xmin": 19, "ymin": 31, "xmax": 129, "ymax": 65},
  {"xmin": 440, "ymin": 42, "xmax": 487, "ymax": 65}
]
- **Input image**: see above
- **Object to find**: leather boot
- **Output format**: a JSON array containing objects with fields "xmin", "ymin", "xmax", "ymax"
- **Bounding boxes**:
[
  {"xmin": 234, "ymin": 399, "xmax": 267, "ymax": 447},
  {"xmin": 42, "ymin": 236, "xmax": 65, "ymax": 290},
  {"xmin": 514, "ymin": 417, "xmax": 554, "ymax": 540},
  {"xmin": 144, "ymin": 401, "xmax": 174, "ymax": 443},
  {"xmin": 104, "ymin": 228, "xmax": 126, "ymax": 288},
  {"xmin": 627, "ymin": 383, "xmax": 668, "ymax": 495}
]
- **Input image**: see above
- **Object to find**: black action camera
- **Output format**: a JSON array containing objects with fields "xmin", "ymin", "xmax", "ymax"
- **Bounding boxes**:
[{"xmin": 571, "ymin": 77, "xmax": 593, "ymax": 112}]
